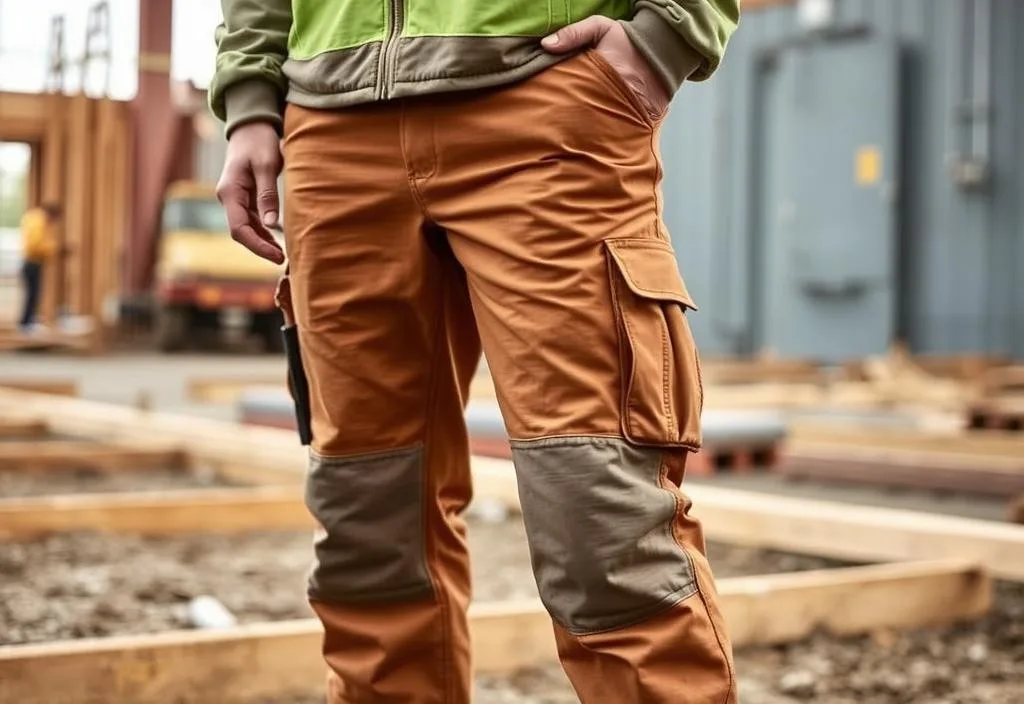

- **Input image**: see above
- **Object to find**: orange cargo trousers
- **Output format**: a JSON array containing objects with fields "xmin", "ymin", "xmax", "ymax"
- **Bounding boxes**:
[{"xmin": 280, "ymin": 50, "xmax": 736, "ymax": 704}]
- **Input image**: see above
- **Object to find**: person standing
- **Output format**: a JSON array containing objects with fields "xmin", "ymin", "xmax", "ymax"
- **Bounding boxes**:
[
  {"xmin": 212, "ymin": 1, "xmax": 739, "ymax": 702},
  {"xmin": 18, "ymin": 203, "xmax": 61, "ymax": 334}
]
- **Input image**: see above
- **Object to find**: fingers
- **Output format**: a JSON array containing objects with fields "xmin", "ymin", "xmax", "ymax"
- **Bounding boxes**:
[
  {"xmin": 541, "ymin": 15, "xmax": 613, "ymax": 53},
  {"xmin": 218, "ymin": 180, "xmax": 286, "ymax": 265},
  {"xmin": 253, "ymin": 149, "xmax": 282, "ymax": 229}
]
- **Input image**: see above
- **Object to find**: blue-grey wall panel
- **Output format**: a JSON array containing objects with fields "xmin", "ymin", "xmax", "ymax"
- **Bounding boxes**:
[{"xmin": 660, "ymin": 0, "xmax": 1024, "ymax": 359}]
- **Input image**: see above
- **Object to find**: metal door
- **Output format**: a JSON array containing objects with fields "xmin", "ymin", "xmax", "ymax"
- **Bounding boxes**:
[{"xmin": 756, "ymin": 36, "xmax": 901, "ymax": 362}]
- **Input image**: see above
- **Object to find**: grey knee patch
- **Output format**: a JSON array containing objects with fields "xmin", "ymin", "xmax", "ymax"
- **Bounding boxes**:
[
  {"xmin": 305, "ymin": 445, "xmax": 433, "ymax": 603},
  {"xmin": 511, "ymin": 437, "xmax": 696, "ymax": 635}
]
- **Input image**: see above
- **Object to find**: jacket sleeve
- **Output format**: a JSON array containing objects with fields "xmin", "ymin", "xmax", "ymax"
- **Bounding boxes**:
[
  {"xmin": 208, "ymin": 0, "xmax": 293, "ymax": 137},
  {"xmin": 621, "ymin": 0, "xmax": 740, "ymax": 93}
]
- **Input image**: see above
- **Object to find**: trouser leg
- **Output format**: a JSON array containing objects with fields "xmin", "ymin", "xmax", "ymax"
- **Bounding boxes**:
[
  {"xmin": 282, "ymin": 103, "xmax": 480, "ymax": 704},
  {"xmin": 19, "ymin": 261, "xmax": 42, "ymax": 328},
  {"xmin": 417, "ymin": 52, "xmax": 736, "ymax": 703}
]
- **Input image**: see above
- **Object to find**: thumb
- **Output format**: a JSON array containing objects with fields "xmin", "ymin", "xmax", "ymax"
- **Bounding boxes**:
[
  {"xmin": 253, "ymin": 159, "xmax": 282, "ymax": 229},
  {"xmin": 541, "ymin": 15, "xmax": 613, "ymax": 53}
]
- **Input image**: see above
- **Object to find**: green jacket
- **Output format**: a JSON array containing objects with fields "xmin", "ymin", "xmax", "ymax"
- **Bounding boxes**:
[{"xmin": 211, "ymin": 0, "xmax": 739, "ymax": 135}]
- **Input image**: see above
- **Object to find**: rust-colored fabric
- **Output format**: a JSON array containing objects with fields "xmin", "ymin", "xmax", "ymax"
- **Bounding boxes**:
[{"xmin": 282, "ymin": 49, "xmax": 731, "ymax": 704}]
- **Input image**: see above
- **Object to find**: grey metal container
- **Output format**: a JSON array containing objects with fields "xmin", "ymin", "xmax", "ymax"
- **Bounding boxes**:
[{"xmin": 663, "ymin": 0, "xmax": 1024, "ymax": 361}]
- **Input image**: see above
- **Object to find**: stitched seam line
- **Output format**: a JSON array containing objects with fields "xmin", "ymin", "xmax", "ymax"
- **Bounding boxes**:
[
  {"xmin": 310, "ymin": 443, "xmax": 423, "ymax": 463},
  {"xmin": 661, "ymin": 454, "xmax": 736, "ymax": 702},
  {"xmin": 420, "ymin": 274, "xmax": 453, "ymax": 704},
  {"xmin": 510, "ymin": 434, "xmax": 633, "ymax": 448},
  {"xmin": 661, "ymin": 312, "xmax": 675, "ymax": 438},
  {"xmin": 393, "ymin": 53, "xmax": 556, "ymax": 83},
  {"xmin": 564, "ymin": 583, "xmax": 699, "ymax": 637},
  {"xmin": 308, "ymin": 582, "xmax": 434, "ymax": 603},
  {"xmin": 585, "ymin": 50, "xmax": 655, "ymax": 129},
  {"xmin": 399, "ymin": 105, "xmax": 435, "ymax": 219}
]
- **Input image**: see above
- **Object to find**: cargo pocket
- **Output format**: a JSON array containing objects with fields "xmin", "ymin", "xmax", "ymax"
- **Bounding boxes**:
[
  {"xmin": 605, "ymin": 237, "xmax": 703, "ymax": 450},
  {"xmin": 275, "ymin": 271, "xmax": 313, "ymax": 446}
]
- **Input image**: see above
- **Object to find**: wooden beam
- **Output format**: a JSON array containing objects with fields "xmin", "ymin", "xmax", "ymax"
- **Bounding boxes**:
[
  {"xmin": 0, "ymin": 379, "xmax": 78, "ymax": 397},
  {"xmin": 0, "ymin": 487, "xmax": 310, "ymax": 539},
  {"xmin": 186, "ymin": 378, "xmax": 284, "ymax": 404},
  {"xmin": 0, "ymin": 390, "xmax": 308, "ymax": 475},
  {"xmin": 722, "ymin": 559, "xmax": 989, "ymax": 647},
  {"xmin": 778, "ymin": 446, "xmax": 1024, "ymax": 496},
  {"xmin": 0, "ymin": 441, "xmax": 185, "ymax": 472},
  {"xmin": 687, "ymin": 482, "xmax": 1024, "ymax": 582},
  {"xmin": 789, "ymin": 421, "xmax": 1024, "ymax": 460},
  {"xmin": 0, "ymin": 418, "xmax": 48, "ymax": 439},
  {"xmin": 0, "ymin": 560, "xmax": 987, "ymax": 704}
]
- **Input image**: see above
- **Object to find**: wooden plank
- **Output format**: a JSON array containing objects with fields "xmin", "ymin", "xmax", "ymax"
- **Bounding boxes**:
[
  {"xmin": 0, "ymin": 440, "xmax": 184, "ymax": 472},
  {"xmin": 0, "ymin": 390, "xmax": 310, "ymax": 478},
  {"xmin": 0, "ymin": 602, "xmax": 554, "ymax": 703},
  {"xmin": 187, "ymin": 378, "xmax": 284, "ymax": 404},
  {"xmin": 722, "ymin": 559, "xmax": 989, "ymax": 646},
  {"xmin": 0, "ymin": 487, "xmax": 310, "ymax": 539},
  {"xmin": 0, "ymin": 418, "xmax": 48, "ymax": 439},
  {"xmin": 788, "ymin": 420, "xmax": 1024, "ymax": 460},
  {"xmin": 0, "ymin": 379, "xmax": 78, "ymax": 396},
  {"xmin": 63, "ymin": 93, "xmax": 94, "ymax": 317},
  {"xmin": 0, "ymin": 560, "xmax": 987, "ymax": 704},
  {"xmin": 688, "ymin": 484, "xmax": 1024, "ymax": 581},
  {"xmin": 778, "ymin": 447, "xmax": 1024, "ymax": 496},
  {"xmin": 39, "ymin": 93, "xmax": 66, "ymax": 324}
]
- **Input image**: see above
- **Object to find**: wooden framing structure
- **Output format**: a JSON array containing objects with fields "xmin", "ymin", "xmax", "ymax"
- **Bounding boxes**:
[
  {"xmin": 1, "ymin": 388, "xmax": 1023, "ymax": 579},
  {"xmin": 0, "ymin": 387, "xmax": 1020, "ymax": 702},
  {"xmin": 0, "ymin": 560, "xmax": 989, "ymax": 704},
  {"xmin": 0, "ymin": 91, "xmax": 130, "ymax": 350}
]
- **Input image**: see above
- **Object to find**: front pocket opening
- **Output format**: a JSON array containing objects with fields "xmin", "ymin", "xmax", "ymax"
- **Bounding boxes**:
[{"xmin": 605, "ymin": 238, "xmax": 702, "ymax": 450}]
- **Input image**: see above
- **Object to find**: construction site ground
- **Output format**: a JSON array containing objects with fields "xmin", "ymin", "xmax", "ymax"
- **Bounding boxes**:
[{"xmin": 1, "ymin": 351, "xmax": 1021, "ymax": 704}]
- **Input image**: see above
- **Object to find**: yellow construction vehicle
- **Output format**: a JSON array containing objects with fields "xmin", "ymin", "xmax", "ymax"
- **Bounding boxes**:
[{"xmin": 153, "ymin": 181, "xmax": 284, "ymax": 352}]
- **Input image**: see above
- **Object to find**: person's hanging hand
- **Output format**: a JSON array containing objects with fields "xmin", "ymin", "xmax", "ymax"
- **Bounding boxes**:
[{"xmin": 216, "ymin": 122, "xmax": 286, "ymax": 264}]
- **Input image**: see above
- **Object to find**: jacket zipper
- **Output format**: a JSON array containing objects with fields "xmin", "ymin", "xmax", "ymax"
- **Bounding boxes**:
[{"xmin": 375, "ymin": 0, "xmax": 404, "ymax": 100}]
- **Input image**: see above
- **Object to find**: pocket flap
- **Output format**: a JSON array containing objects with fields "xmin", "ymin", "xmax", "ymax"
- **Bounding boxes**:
[{"xmin": 605, "ymin": 239, "xmax": 697, "ymax": 311}]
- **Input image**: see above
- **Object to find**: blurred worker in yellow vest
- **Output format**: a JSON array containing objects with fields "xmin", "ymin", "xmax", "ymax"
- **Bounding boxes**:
[{"xmin": 19, "ymin": 203, "xmax": 62, "ymax": 334}]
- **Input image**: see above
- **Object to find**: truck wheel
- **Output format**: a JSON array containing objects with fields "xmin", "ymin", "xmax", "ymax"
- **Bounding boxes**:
[{"xmin": 156, "ymin": 305, "xmax": 190, "ymax": 353}]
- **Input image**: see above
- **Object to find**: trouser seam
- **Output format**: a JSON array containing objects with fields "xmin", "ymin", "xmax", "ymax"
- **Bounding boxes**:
[
  {"xmin": 420, "ymin": 273, "xmax": 453, "ymax": 704},
  {"xmin": 660, "ymin": 452, "xmax": 737, "ymax": 702},
  {"xmin": 560, "ymin": 583, "xmax": 699, "ymax": 637},
  {"xmin": 308, "ymin": 583, "xmax": 434, "ymax": 604},
  {"xmin": 309, "ymin": 443, "xmax": 422, "ymax": 463}
]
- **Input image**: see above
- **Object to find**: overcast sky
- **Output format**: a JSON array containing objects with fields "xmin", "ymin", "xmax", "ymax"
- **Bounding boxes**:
[{"xmin": 0, "ymin": 0, "xmax": 222, "ymax": 98}]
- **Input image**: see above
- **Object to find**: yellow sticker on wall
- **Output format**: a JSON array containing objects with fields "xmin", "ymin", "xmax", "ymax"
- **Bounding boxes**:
[{"xmin": 855, "ymin": 146, "xmax": 882, "ymax": 186}]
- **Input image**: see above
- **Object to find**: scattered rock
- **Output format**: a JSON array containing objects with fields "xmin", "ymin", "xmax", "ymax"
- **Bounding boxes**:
[
  {"xmin": 966, "ymin": 641, "xmax": 988, "ymax": 663},
  {"xmin": 778, "ymin": 669, "xmax": 818, "ymax": 698}
]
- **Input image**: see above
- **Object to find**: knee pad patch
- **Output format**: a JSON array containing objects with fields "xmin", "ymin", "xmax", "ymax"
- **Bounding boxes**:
[
  {"xmin": 511, "ymin": 436, "xmax": 697, "ymax": 634},
  {"xmin": 305, "ymin": 445, "xmax": 433, "ymax": 603}
]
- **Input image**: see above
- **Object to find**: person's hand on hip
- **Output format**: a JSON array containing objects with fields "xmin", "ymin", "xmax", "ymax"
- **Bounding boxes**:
[
  {"xmin": 216, "ymin": 122, "xmax": 286, "ymax": 264},
  {"xmin": 542, "ymin": 16, "xmax": 670, "ymax": 121}
]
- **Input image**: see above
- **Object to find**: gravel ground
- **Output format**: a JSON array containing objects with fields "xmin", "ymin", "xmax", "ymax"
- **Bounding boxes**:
[
  {"xmin": 1, "ymin": 516, "xmax": 1020, "ymax": 703},
  {"xmin": 0, "ymin": 515, "xmax": 837, "ymax": 645},
  {"xmin": 0, "ymin": 466, "xmax": 237, "ymax": 498}
]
